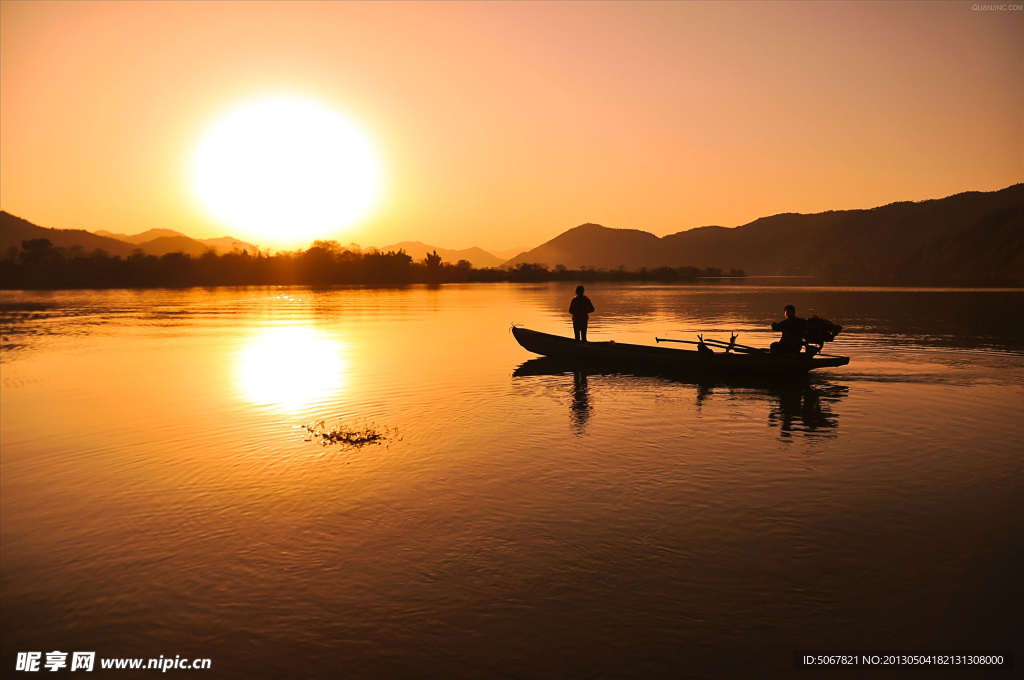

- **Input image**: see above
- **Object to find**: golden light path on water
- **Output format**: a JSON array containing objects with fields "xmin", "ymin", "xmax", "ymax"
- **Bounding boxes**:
[{"xmin": 235, "ymin": 324, "xmax": 347, "ymax": 411}]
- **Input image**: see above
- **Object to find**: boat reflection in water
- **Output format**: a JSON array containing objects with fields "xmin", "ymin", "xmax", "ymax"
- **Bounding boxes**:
[{"xmin": 513, "ymin": 357, "xmax": 847, "ymax": 439}]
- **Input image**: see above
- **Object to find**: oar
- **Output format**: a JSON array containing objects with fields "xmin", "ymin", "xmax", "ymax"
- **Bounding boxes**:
[
  {"xmin": 654, "ymin": 338, "xmax": 703, "ymax": 346},
  {"xmin": 701, "ymin": 338, "xmax": 767, "ymax": 353},
  {"xmin": 655, "ymin": 337, "xmax": 766, "ymax": 354},
  {"xmin": 655, "ymin": 337, "xmax": 764, "ymax": 355},
  {"xmin": 661, "ymin": 330, "xmax": 768, "ymax": 353}
]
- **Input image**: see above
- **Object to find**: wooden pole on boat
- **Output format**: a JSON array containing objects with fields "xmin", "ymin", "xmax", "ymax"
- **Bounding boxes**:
[
  {"xmin": 655, "ymin": 337, "xmax": 767, "ymax": 354},
  {"xmin": 701, "ymin": 338, "xmax": 767, "ymax": 353},
  {"xmin": 654, "ymin": 338, "xmax": 703, "ymax": 346}
]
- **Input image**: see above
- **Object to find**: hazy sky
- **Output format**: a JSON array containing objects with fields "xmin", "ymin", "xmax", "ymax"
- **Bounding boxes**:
[{"xmin": 1, "ymin": 1, "xmax": 1021, "ymax": 251}]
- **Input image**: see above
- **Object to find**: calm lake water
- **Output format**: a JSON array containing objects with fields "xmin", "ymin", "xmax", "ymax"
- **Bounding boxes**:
[{"xmin": 1, "ymin": 283, "xmax": 1022, "ymax": 678}]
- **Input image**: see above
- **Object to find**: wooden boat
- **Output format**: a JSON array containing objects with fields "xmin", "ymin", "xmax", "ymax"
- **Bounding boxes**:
[{"xmin": 511, "ymin": 326, "xmax": 850, "ymax": 377}]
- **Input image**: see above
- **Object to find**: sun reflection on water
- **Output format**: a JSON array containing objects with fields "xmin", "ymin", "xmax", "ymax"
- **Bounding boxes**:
[{"xmin": 236, "ymin": 325, "xmax": 346, "ymax": 411}]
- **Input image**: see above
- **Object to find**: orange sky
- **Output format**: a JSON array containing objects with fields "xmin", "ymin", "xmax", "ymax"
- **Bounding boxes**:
[{"xmin": 1, "ymin": 1, "xmax": 1021, "ymax": 251}]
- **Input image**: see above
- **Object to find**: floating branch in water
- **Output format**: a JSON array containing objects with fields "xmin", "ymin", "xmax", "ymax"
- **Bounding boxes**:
[{"xmin": 299, "ymin": 419, "xmax": 396, "ymax": 448}]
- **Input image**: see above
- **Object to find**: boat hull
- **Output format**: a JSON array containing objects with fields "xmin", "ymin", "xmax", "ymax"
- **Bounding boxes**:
[{"xmin": 511, "ymin": 327, "xmax": 849, "ymax": 376}]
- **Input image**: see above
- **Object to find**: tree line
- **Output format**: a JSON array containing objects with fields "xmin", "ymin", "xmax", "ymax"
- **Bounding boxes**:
[{"xmin": 1, "ymin": 238, "xmax": 745, "ymax": 289}]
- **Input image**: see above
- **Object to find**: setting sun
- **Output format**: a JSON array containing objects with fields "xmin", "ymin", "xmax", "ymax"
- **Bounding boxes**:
[{"xmin": 191, "ymin": 95, "xmax": 381, "ymax": 247}]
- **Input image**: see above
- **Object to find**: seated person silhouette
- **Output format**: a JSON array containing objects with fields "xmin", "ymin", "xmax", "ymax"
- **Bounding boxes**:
[
  {"xmin": 569, "ymin": 285, "xmax": 595, "ymax": 342},
  {"xmin": 771, "ymin": 304, "xmax": 805, "ymax": 354}
]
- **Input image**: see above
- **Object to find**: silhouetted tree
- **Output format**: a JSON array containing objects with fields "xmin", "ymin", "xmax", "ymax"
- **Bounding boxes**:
[
  {"xmin": 0, "ymin": 240, "xmax": 750, "ymax": 290},
  {"xmin": 19, "ymin": 239, "xmax": 59, "ymax": 265}
]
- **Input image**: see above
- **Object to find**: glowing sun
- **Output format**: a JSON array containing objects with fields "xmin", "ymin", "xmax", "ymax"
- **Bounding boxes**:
[{"xmin": 192, "ymin": 95, "xmax": 381, "ymax": 245}]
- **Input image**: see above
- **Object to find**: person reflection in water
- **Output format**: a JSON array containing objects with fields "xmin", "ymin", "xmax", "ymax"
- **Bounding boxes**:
[
  {"xmin": 570, "ymin": 371, "xmax": 591, "ymax": 437},
  {"xmin": 569, "ymin": 285, "xmax": 595, "ymax": 342},
  {"xmin": 770, "ymin": 304, "xmax": 806, "ymax": 354},
  {"xmin": 768, "ymin": 382, "xmax": 844, "ymax": 438}
]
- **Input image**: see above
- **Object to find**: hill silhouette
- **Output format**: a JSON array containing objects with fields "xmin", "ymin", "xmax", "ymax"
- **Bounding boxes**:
[
  {"xmin": 0, "ymin": 214, "xmax": 263, "ymax": 259},
  {"xmin": 505, "ymin": 224, "xmax": 662, "ymax": 271},
  {"xmin": 201, "ymin": 236, "xmax": 260, "ymax": 254},
  {"xmin": 131, "ymin": 235, "xmax": 212, "ymax": 257},
  {"xmin": 1, "ymin": 212, "xmax": 137, "ymax": 257},
  {"xmin": 505, "ymin": 184, "xmax": 1023, "ymax": 282},
  {"xmin": 95, "ymin": 228, "xmax": 184, "ymax": 244},
  {"xmin": 489, "ymin": 246, "xmax": 527, "ymax": 261},
  {"xmin": 96, "ymin": 228, "xmax": 259, "ymax": 255},
  {"xmin": 3, "ymin": 183, "xmax": 1021, "ymax": 286},
  {"xmin": 379, "ymin": 241, "xmax": 507, "ymax": 268}
]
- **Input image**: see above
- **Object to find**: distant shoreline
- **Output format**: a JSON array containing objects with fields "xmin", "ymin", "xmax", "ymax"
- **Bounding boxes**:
[
  {"xmin": 3, "ymin": 279, "xmax": 1022, "ymax": 294},
  {"xmin": 3, "ymin": 235, "xmax": 1021, "ymax": 290}
]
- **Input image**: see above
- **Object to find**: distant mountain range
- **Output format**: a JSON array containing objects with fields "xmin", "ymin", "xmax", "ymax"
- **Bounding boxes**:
[
  {"xmin": 505, "ymin": 184, "xmax": 1023, "ymax": 281},
  {"xmin": 93, "ymin": 229, "xmax": 259, "ymax": 256},
  {"xmin": 3, "ymin": 183, "xmax": 1020, "ymax": 281},
  {"xmin": 94, "ymin": 228, "xmax": 257, "ymax": 256},
  {"xmin": 2, "ymin": 212, "xmax": 137, "ymax": 257},
  {"xmin": 0, "ymin": 213, "xmax": 260, "ymax": 258},
  {"xmin": 378, "ymin": 241, "xmax": 514, "ymax": 268},
  {"xmin": 94, "ymin": 228, "xmax": 194, "ymax": 244},
  {"xmin": 0, "ymin": 214, "xmax": 516, "ymax": 267}
]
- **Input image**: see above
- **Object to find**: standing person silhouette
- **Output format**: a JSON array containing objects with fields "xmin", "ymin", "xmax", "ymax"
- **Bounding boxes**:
[{"xmin": 569, "ymin": 285, "xmax": 595, "ymax": 342}]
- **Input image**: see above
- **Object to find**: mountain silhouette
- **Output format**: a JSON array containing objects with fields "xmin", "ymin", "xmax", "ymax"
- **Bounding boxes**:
[
  {"xmin": 505, "ymin": 184, "xmax": 1023, "ymax": 281},
  {"xmin": 489, "ymin": 246, "xmax": 527, "ymax": 261},
  {"xmin": 505, "ymin": 224, "xmax": 662, "ymax": 271},
  {"xmin": 1, "ymin": 212, "xmax": 137, "ymax": 257},
  {"xmin": 201, "ymin": 236, "xmax": 260, "ymax": 254},
  {"xmin": 96, "ymin": 228, "xmax": 259, "ymax": 255},
  {"xmin": 95, "ymin": 228, "xmax": 185, "ymax": 244},
  {"xmin": 0, "ymin": 214, "xmax": 261, "ymax": 259},
  {"xmin": 379, "ymin": 241, "xmax": 507, "ymax": 268},
  {"xmin": 4, "ymin": 182, "xmax": 1020, "ymax": 282},
  {"xmin": 130, "ymin": 235, "xmax": 212, "ymax": 257}
]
